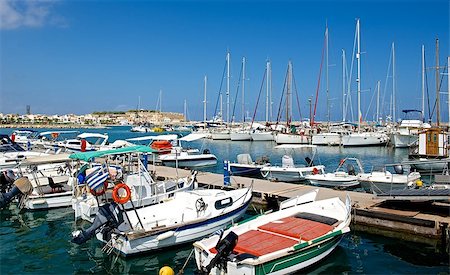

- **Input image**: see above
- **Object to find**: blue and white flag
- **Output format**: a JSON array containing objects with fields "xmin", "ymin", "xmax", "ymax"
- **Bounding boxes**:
[{"xmin": 85, "ymin": 165, "xmax": 109, "ymax": 190}]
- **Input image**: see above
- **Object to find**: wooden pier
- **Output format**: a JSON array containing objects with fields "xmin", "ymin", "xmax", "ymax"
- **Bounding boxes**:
[{"xmin": 151, "ymin": 165, "xmax": 450, "ymax": 251}]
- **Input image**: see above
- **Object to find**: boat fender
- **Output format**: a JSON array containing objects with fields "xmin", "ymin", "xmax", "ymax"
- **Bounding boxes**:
[
  {"xmin": 112, "ymin": 183, "xmax": 131, "ymax": 204},
  {"xmin": 90, "ymin": 181, "xmax": 109, "ymax": 197},
  {"xmin": 312, "ymin": 168, "xmax": 319, "ymax": 175},
  {"xmin": 156, "ymin": 230, "xmax": 175, "ymax": 241},
  {"xmin": 415, "ymin": 179, "xmax": 423, "ymax": 188}
]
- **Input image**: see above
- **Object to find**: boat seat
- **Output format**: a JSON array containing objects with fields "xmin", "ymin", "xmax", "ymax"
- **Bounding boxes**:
[
  {"xmin": 48, "ymin": 177, "xmax": 64, "ymax": 193},
  {"xmin": 258, "ymin": 216, "xmax": 334, "ymax": 241}
]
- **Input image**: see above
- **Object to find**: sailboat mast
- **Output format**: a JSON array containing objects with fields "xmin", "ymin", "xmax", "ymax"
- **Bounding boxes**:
[
  {"xmin": 326, "ymin": 22, "xmax": 330, "ymax": 125},
  {"xmin": 159, "ymin": 90, "xmax": 162, "ymax": 113},
  {"xmin": 286, "ymin": 61, "xmax": 293, "ymax": 127},
  {"xmin": 203, "ymin": 75, "xmax": 207, "ymax": 123},
  {"xmin": 184, "ymin": 99, "xmax": 187, "ymax": 121},
  {"xmin": 342, "ymin": 49, "xmax": 346, "ymax": 122},
  {"xmin": 376, "ymin": 80, "xmax": 380, "ymax": 123},
  {"xmin": 422, "ymin": 45, "xmax": 425, "ymax": 121},
  {"xmin": 435, "ymin": 38, "xmax": 440, "ymax": 126},
  {"xmin": 356, "ymin": 18, "xmax": 361, "ymax": 132},
  {"xmin": 448, "ymin": 56, "xmax": 450, "ymax": 126},
  {"xmin": 242, "ymin": 57, "xmax": 246, "ymax": 123},
  {"xmin": 392, "ymin": 42, "xmax": 396, "ymax": 123},
  {"xmin": 226, "ymin": 51, "xmax": 230, "ymax": 124},
  {"xmin": 266, "ymin": 60, "xmax": 270, "ymax": 122}
]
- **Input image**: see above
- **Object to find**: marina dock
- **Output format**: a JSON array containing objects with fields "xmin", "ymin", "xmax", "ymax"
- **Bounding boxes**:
[{"xmin": 151, "ymin": 165, "xmax": 450, "ymax": 251}]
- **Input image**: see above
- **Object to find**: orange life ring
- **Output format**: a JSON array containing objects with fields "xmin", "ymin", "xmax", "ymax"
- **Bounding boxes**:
[
  {"xmin": 90, "ymin": 181, "xmax": 108, "ymax": 196},
  {"xmin": 112, "ymin": 183, "xmax": 131, "ymax": 204},
  {"xmin": 312, "ymin": 167, "xmax": 319, "ymax": 175}
]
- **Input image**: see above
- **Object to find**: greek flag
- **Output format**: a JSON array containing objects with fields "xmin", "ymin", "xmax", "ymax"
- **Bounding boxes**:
[{"xmin": 85, "ymin": 165, "xmax": 109, "ymax": 190}]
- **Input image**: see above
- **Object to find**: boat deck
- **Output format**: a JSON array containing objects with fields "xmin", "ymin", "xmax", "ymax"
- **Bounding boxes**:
[{"xmin": 210, "ymin": 213, "xmax": 336, "ymax": 257}]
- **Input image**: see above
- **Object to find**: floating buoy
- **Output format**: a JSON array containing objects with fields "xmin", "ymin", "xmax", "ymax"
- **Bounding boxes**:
[
  {"xmin": 112, "ymin": 183, "xmax": 131, "ymax": 204},
  {"xmin": 159, "ymin": 266, "xmax": 175, "ymax": 275}
]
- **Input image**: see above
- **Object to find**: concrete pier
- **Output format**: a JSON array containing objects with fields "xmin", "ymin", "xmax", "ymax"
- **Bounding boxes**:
[{"xmin": 151, "ymin": 165, "xmax": 450, "ymax": 252}]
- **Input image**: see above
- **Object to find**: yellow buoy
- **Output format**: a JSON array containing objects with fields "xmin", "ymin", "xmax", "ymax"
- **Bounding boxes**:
[
  {"xmin": 415, "ymin": 179, "xmax": 423, "ymax": 187},
  {"xmin": 159, "ymin": 266, "xmax": 175, "ymax": 275}
]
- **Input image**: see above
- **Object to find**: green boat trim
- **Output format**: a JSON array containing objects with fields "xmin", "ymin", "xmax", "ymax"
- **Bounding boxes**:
[
  {"xmin": 293, "ymin": 228, "xmax": 346, "ymax": 250},
  {"xmin": 254, "ymin": 234, "xmax": 343, "ymax": 275}
]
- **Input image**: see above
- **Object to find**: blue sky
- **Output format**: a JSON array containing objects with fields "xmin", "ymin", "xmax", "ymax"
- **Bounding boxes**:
[{"xmin": 1, "ymin": 0, "xmax": 448, "ymax": 123}]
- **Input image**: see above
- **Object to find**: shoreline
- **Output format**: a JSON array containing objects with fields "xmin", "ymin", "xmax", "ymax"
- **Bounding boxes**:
[{"xmin": 0, "ymin": 124, "xmax": 113, "ymax": 129}]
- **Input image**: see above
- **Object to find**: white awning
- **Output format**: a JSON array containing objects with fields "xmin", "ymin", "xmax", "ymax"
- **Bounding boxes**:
[
  {"xmin": 178, "ymin": 133, "xmax": 207, "ymax": 142},
  {"xmin": 126, "ymin": 134, "xmax": 178, "ymax": 142}
]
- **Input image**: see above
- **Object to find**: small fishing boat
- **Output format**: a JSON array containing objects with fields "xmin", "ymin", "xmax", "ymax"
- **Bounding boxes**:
[
  {"xmin": 69, "ymin": 145, "xmax": 197, "ymax": 222},
  {"xmin": 227, "ymin": 154, "xmax": 271, "ymax": 177},
  {"xmin": 71, "ymin": 185, "xmax": 253, "ymax": 257},
  {"xmin": 260, "ymin": 145, "xmax": 325, "ymax": 182},
  {"xmin": 158, "ymin": 133, "xmax": 217, "ymax": 168},
  {"xmin": 193, "ymin": 189, "xmax": 351, "ymax": 275},
  {"xmin": 305, "ymin": 158, "xmax": 360, "ymax": 188},
  {"xmin": 359, "ymin": 164, "xmax": 421, "ymax": 194},
  {"xmin": 57, "ymin": 132, "xmax": 109, "ymax": 152},
  {"xmin": 0, "ymin": 153, "xmax": 75, "ymax": 210}
]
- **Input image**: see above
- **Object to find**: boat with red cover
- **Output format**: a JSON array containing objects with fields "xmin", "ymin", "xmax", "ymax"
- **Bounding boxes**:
[{"xmin": 193, "ymin": 189, "xmax": 351, "ymax": 275}]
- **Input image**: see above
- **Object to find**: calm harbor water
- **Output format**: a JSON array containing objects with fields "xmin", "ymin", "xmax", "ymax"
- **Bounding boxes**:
[{"xmin": 0, "ymin": 126, "xmax": 448, "ymax": 274}]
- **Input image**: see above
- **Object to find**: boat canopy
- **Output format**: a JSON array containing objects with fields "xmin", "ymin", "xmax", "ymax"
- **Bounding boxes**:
[
  {"xmin": 178, "ymin": 133, "xmax": 207, "ymax": 142},
  {"xmin": 69, "ymin": 145, "xmax": 155, "ymax": 161},
  {"xmin": 39, "ymin": 130, "xmax": 79, "ymax": 136},
  {"xmin": 20, "ymin": 154, "xmax": 73, "ymax": 165},
  {"xmin": 126, "ymin": 134, "xmax": 178, "ymax": 142},
  {"xmin": 77, "ymin": 133, "xmax": 108, "ymax": 139}
]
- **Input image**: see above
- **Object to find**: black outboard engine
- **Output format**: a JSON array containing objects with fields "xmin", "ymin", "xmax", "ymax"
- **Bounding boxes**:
[
  {"xmin": 393, "ymin": 165, "xmax": 404, "ymax": 175},
  {"xmin": 0, "ymin": 177, "xmax": 32, "ymax": 209},
  {"xmin": 202, "ymin": 231, "xmax": 238, "ymax": 274},
  {"xmin": 71, "ymin": 203, "xmax": 124, "ymax": 245},
  {"xmin": 347, "ymin": 164, "xmax": 356, "ymax": 176},
  {"xmin": 203, "ymin": 149, "xmax": 211, "ymax": 154}
]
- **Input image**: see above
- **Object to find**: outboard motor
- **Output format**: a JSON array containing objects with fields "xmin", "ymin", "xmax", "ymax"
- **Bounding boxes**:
[
  {"xmin": 0, "ymin": 170, "xmax": 15, "ymax": 193},
  {"xmin": 0, "ymin": 177, "xmax": 32, "ymax": 209},
  {"xmin": 71, "ymin": 203, "xmax": 124, "ymax": 245},
  {"xmin": 393, "ymin": 165, "xmax": 404, "ymax": 175},
  {"xmin": 203, "ymin": 149, "xmax": 211, "ymax": 154},
  {"xmin": 202, "ymin": 231, "xmax": 238, "ymax": 274},
  {"xmin": 347, "ymin": 164, "xmax": 356, "ymax": 176}
]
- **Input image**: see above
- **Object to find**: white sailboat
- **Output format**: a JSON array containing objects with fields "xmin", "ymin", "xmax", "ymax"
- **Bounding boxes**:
[
  {"xmin": 274, "ymin": 61, "xmax": 310, "ymax": 144},
  {"xmin": 342, "ymin": 19, "xmax": 389, "ymax": 147}
]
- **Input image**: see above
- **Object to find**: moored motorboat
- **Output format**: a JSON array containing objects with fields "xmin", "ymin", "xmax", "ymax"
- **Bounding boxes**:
[
  {"xmin": 260, "ymin": 145, "xmax": 325, "ymax": 182},
  {"xmin": 71, "ymin": 185, "xmax": 253, "ymax": 256},
  {"xmin": 305, "ymin": 157, "xmax": 361, "ymax": 188},
  {"xmin": 227, "ymin": 154, "xmax": 270, "ymax": 177},
  {"xmin": 193, "ymin": 189, "xmax": 351, "ymax": 275}
]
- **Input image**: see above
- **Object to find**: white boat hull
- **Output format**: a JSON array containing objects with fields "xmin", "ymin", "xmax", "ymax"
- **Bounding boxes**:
[
  {"xmin": 311, "ymin": 133, "xmax": 341, "ymax": 146},
  {"xmin": 391, "ymin": 133, "xmax": 417, "ymax": 148},
  {"xmin": 250, "ymin": 132, "xmax": 274, "ymax": 141},
  {"xmin": 342, "ymin": 132, "xmax": 388, "ymax": 146},
  {"xmin": 305, "ymin": 173, "xmax": 359, "ymax": 188},
  {"xmin": 230, "ymin": 132, "xmax": 252, "ymax": 141},
  {"xmin": 275, "ymin": 133, "xmax": 310, "ymax": 144},
  {"xmin": 261, "ymin": 165, "xmax": 325, "ymax": 182},
  {"xmin": 24, "ymin": 191, "xmax": 73, "ymax": 210}
]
